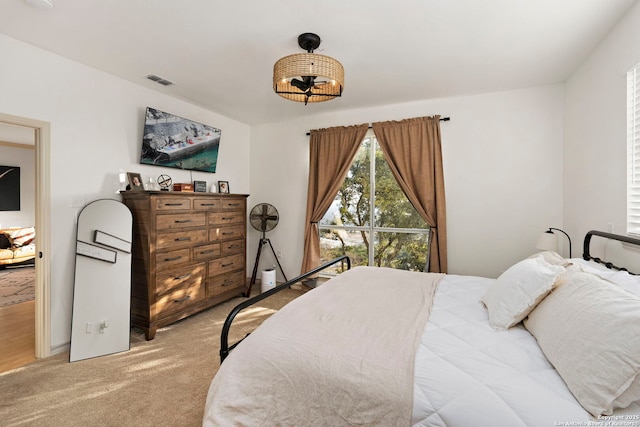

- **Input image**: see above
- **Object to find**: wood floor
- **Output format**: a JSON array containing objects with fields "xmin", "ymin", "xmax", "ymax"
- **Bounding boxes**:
[{"xmin": 0, "ymin": 300, "xmax": 35, "ymax": 373}]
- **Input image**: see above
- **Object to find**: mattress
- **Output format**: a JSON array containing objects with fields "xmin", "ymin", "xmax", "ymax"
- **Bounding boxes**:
[{"xmin": 412, "ymin": 263, "xmax": 640, "ymax": 426}]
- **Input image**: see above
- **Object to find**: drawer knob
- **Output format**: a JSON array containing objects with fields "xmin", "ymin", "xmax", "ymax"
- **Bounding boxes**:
[
  {"xmin": 175, "ymin": 237, "xmax": 191, "ymax": 242},
  {"xmin": 164, "ymin": 203, "xmax": 183, "ymax": 206},
  {"xmin": 222, "ymin": 281, "xmax": 233, "ymax": 287},
  {"xmin": 174, "ymin": 274, "xmax": 191, "ymax": 280},
  {"xmin": 221, "ymin": 262, "xmax": 234, "ymax": 267},
  {"xmin": 173, "ymin": 295, "xmax": 191, "ymax": 303},
  {"xmin": 164, "ymin": 256, "xmax": 182, "ymax": 262},
  {"xmin": 174, "ymin": 219, "xmax": 192, "ymax": 224}
]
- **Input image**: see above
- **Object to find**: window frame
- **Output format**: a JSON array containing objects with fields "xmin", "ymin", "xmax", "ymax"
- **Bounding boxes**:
[
  {"xmin": 318, "ymin": 131, "xmax": 430, "ymax": 269},
  {"xmin": 628, "ymin": 63, "xmax": 640, "ymax": 236}
]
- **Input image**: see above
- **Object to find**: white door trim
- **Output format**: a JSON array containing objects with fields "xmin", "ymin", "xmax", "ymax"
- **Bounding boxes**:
[{"xmin": 0, "ymin": 112, "xmax": 51, "ymax": 358}]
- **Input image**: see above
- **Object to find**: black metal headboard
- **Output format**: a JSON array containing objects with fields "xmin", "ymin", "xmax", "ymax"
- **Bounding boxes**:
[{"xmin": 582, "ymin": 230, "xmax": 640, "ymax": 275}]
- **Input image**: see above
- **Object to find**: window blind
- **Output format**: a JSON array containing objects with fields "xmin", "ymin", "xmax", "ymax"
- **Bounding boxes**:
[{"xmin": 628, "ymin": 63, "xmax": 640, "ymax": 235}]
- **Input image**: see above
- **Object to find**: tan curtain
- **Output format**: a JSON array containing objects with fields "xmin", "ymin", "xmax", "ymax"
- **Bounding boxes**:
[
  {"xmin": 372, "ymin": 116, "xmax": 447, "ymax": 273},
  {"xmin": 301, "ymin": 124, "xmax": 369, "ymax": 273}
]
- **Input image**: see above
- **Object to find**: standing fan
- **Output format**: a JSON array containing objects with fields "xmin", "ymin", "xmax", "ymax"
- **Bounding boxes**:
[{"xmin": 249, "ymin": 203, "xmax": 288, "ymax": 295}]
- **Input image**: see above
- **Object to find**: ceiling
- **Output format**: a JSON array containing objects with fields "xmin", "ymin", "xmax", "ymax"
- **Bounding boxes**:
[{"xmin": 0, "ymin": 0, "xmax": 637, "ymax": 125}]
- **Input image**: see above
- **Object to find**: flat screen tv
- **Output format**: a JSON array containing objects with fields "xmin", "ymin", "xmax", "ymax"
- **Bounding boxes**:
[{"xmin": 139, "ymin": 107, "xmax": 221, "ymax": 173}]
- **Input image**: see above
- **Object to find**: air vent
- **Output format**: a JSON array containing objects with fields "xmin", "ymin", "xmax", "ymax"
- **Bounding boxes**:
[{"xmin": 146, "ymin": 74, "xmax": 174, "ymax": 86}]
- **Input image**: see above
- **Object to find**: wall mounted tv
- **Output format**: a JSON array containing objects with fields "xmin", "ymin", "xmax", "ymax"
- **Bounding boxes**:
[{"xmin": 139, "ymin": 107, "xmax": 221, "ymax": 173}]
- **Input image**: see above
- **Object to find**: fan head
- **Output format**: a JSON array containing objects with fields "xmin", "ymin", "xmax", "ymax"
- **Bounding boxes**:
[{"xmin": 250, "ymin": 203, "xmax": 279, "ymax": 233}]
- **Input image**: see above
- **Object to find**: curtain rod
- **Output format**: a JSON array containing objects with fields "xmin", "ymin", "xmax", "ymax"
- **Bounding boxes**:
[{"xmin": 306, "ymin": 117, "xmax": 450, "ymax": 136}]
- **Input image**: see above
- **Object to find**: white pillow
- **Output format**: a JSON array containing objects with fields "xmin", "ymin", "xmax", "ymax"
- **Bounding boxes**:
[
  {"xmin": 524, "ymin": 270, "xmax": 640, "ymax": 416},
  {"xmin": 527, "ymin": 250, "xmax": 571, "ymax": 267},
  {"xmin": 481, "ymin": 255, "xmax": 565, "ymax": 330}
]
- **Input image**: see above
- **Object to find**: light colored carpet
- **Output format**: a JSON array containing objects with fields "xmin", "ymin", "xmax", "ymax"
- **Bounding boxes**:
[
  {"xmin": 0, "ymin": 265, "xmax": 35, "ymax": 307},
  {"xmin": 0, "ymin": 284, "xmax": 305, "ymax": 427}
]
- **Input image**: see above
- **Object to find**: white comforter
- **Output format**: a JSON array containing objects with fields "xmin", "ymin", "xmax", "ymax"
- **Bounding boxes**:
[
  {"xmin": 205, "ymin": 267, "xmax": 640, "ymax": 426},
  {"xmin": 413, "ymin": 273, "xmax": 640, "ymax": 426}
]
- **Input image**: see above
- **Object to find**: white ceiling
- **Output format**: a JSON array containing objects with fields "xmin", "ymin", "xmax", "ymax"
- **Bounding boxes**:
[{"xmin": 0, "ymin": 0, "xmax": 637, "ymax": 125}]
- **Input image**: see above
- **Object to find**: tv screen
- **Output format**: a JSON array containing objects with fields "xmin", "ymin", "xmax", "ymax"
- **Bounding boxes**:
[{"xmin": 139, "ymin": 107, "xmax": 221, "ymax": 173}]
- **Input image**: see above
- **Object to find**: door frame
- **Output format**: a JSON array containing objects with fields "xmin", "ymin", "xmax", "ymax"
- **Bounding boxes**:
[{"xmin": 0, "ymin": 112, "xmax": 51, "ymax": 358}]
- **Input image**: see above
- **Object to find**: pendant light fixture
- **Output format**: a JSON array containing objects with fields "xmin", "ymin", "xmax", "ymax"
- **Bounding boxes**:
[{"xmin": 273, "ymin": 33, "xmax": 344, "ymax": 105}]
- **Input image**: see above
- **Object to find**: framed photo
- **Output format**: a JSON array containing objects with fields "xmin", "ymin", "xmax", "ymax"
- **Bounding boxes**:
[
  {"xmin": 218, "ymin": 181, "xmax": 229, "ymax": 194},
  {"xmin": 127, "ymin": 172, "xmax": 144, "ymax": 191},
  {"xmin": 193, "ymin": 180, "xmax": 207, "ymax": 193}
]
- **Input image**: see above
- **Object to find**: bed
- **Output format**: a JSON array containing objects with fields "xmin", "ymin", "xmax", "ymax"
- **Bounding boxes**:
[{"xmin": 203, "ymin": 231, "xmax": 640, "ymax": 426}]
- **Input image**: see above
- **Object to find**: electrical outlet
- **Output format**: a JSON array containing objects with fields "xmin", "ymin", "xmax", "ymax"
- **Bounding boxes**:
[
  {"xmin": 86, "ymin": 322, "xmax": 93, "ymax": 333},
  {"xmin": 276, "ymin": 250, "xmax": 282, "ymax": 258}
]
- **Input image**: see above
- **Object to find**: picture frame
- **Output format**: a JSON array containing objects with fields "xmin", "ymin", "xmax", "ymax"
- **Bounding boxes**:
[
  {"xmin": 0, "ymin": 165, "xmax": 20, "ymax": 211},
  {"xmin": 193, "ymin": 180, "xmax": 207, "ymax": 193},
  {"xmin": 218, "ymin": 181, "xmax": 229, "ymax": 194},
  {"xmin": 127, "ymin": 172, "xmax": 144, "ymax": 191}
]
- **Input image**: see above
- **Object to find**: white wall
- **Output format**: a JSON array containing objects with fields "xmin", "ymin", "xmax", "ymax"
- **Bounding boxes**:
[
  {"xmin": 250, "ymin": 85, "xmax": 565, "ymax": 279},
  {"xmin": 0, "ymin": 145, "xmax": 35, "ymax": 228},
  {"xmin": 564, "ymin": 1, "xmax": 640, "ymax": 244},
  {"xmin": 0, "ymin": 34, "xmax": 251, "ymax": 351}
]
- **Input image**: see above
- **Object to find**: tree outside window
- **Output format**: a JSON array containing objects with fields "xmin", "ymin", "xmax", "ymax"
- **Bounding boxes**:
[{"xmin": 319, "ymin": 134, "xmax": 430, "ymax": 274}]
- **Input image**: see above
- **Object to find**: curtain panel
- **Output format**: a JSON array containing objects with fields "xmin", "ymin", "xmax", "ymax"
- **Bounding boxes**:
[
  {"xmin": 301, "ymin": 124, "xmax": 369, "ymax": 274},
  {"xmin": 372, "ymin": 116, "xmax": 447, "ymax": 273}
]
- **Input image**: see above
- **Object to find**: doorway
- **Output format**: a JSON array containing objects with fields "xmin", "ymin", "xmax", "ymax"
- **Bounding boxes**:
[{"xmin": 0, "ymin": 113, "xmax": 51, "ymax": 370}]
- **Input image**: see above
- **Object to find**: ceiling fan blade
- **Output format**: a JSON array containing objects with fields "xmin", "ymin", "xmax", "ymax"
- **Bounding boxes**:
[{"xmin": 290, "ymin": 78, "xmax": 309, "ymax": 92}]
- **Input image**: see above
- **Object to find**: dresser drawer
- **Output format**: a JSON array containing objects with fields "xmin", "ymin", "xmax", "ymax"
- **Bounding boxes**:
[
  {"xmin": 155, "ymin": 198, "xmax": 191, "ymax": 211},
  {"xmin": 222, "ymin": 239, "xmax": 244, "ymax": 256},
  {"xmin": 193, "ymin": 199, "xmax": 222, "ymax": 210},
  {"xmin": 155, "ymin": 248, "xmax": 190, "ymax": 269},
  {"xmin": 209, "ymin": 211, "xmax": 244, "ymax": 226},
  {"xmin": 157, "ymin": 212, "xmax": 206, "ymax": 230},
  {"xmin": 156, "ymin": 282, "xmax": 205, "ymax": 319},
  {"xmin": 157, "ymin": 229, "xmax": 207, "ymax": 250},
  {"xmin": 207, "ymin": 271, "xmax": 245, "ymax": 297},
  {"xmin": 209, "ymin": 225, "xmax": 245, "ymax": 242},
  {"xmin": 222, "ymin": 199, "xmax": 244, "ymax": 210},
  {"xmin": 209, "ymin": 254, "xmax": 244, "ymax": 275},
  {"xmin": 156, "ymin": 263, "xmax": 205, "ymax": 296},
  {"xmin": 193, "ymin": 243, "xmax": 221, "ymax": 262}
]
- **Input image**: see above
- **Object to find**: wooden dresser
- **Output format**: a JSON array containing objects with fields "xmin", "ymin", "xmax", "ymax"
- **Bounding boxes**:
[{"xmin": 120, "ymin": 191, "xmax": 248, "ymax": 340}]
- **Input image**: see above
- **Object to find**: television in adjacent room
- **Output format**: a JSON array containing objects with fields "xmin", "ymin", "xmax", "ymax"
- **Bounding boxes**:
[{"xmin": 139, "ymin": 107, "xmax": 221, "ymax": 173}]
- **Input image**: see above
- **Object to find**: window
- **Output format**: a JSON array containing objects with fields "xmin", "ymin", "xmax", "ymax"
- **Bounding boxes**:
[
  {"xmin": 628, "ymin": 63, "xmax": 640, "ymax": 235},
  {"xmin": 318, "ymin": 132, "xmax": 430, "ymax": 273}
]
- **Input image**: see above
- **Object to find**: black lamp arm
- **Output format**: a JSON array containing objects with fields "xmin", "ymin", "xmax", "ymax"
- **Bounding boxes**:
[{"xmin": 548, "ymin": 227, "xmax": 572, "ymax": 258}]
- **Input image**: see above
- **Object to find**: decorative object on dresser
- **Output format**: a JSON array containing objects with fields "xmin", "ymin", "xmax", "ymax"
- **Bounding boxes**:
[
  {"xmin": 121, "ymin": 191, "xmax": 248, "ymax": 340},
  {"xmin": 157, "ymin": 174, "xmax": 172, "ymax": 191},
  {"xmin": 217, "ymin": 181, "xmax": 229, "ymax": 194},
  {"xmin": 173, "ymin": 183, "xmax": 194, "ymax": 192},
  {"xmin": 193, "ymin": 180, "xmax": 207, "ymax": 192},
  {"xmin": 126, "ymin": 172, "xmax": 144, "ymax": 191}
]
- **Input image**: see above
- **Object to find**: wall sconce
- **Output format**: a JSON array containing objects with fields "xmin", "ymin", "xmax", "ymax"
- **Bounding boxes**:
[{"xmin": 536, "ymin": 227, "xmax": 572, "ymax": 258}]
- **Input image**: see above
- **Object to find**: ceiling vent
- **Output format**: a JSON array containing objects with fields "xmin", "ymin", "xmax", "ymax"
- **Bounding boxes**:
[{"xmin": 146, "ymin": 74, "xmax": 174, "ymax": 86}]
